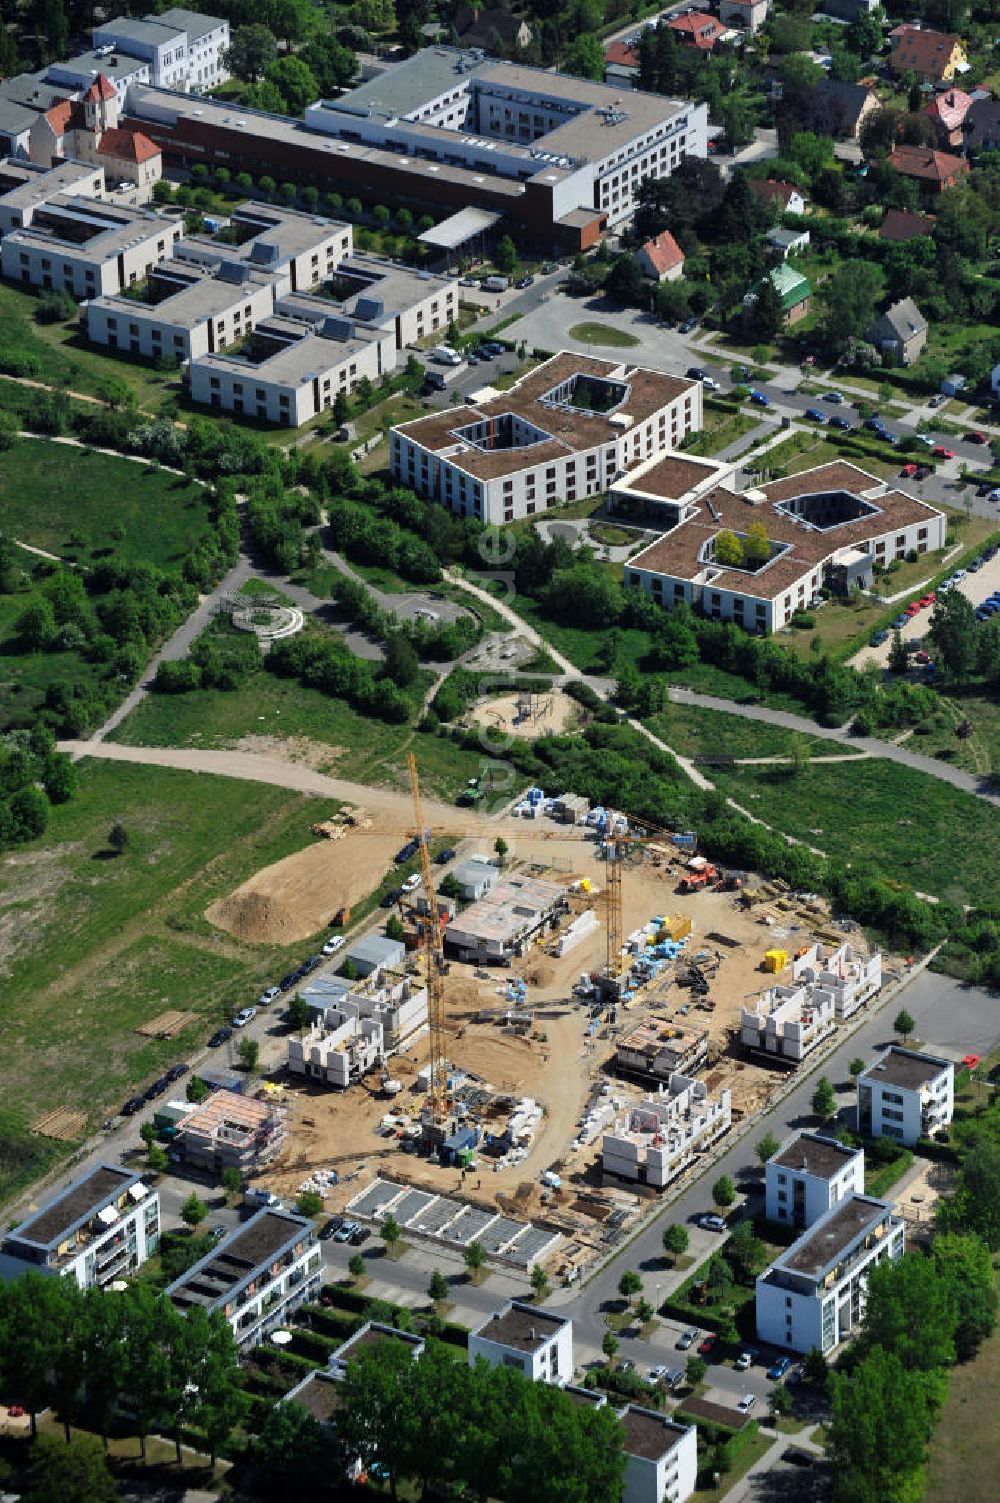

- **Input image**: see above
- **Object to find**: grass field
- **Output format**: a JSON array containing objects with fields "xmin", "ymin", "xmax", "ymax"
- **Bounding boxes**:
[
  {"xmin": 646, "ymin": 703, "xmax": 828, "ymax": 762},
  {"xmin": 924, "ymin": 1275, "xmax": 1000, "ymax": 1503},
  {"xmin": 709, "ymin": 757, "xmax": 1000, "ymax": 905},
  {"xmin": 683, "ymin": 405, "xmax": 759, "ymax": 457},
  {"xmin": 110, "ymin": 663, "xmax": 483, "ymax": 802},
  {"xmin": 568, "ymin": 322, "xmax": 640, "ymax": 348},
  {"xmin": 0, "ymin": 439, "xmax": 212, "ymax": 567},
  {"xmin": 0, "ymin": 759, "xmax": 343, "ymax": 1206}
]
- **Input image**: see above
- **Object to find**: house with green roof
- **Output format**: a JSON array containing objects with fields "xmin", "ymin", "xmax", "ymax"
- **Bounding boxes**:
[{"xmin": 742, "ymin": 263, "xmax": 812, "ymax": 326}]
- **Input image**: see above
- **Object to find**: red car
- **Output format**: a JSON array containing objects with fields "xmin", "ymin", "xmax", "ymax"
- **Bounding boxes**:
[
  {"xmin": 919, "ymin": 594, "xmax": 936, "ymax": 607},
  {"xmin": 900, "ymin": 463, "xmax": 918, "ymax": 478},
  {"xmin": 962, "ymin": 1054, "xmax": 980, "ymax": 1070},
  {"xmin": 698, "ymin": 1333, "xmax": 718, "ymax": 1356},
  {"xmin": 905, "ymin": 602, "xmax": 921, "ymax": 615},
  {"xmin": 915, "ymin": 651, "xmax": 930, "ymax": 663},
  {"xmin": 6, "ymin": 1404, "xmax": 25, "ymax": 1418},
  {"xmin": 965, "ymin": 432, "xmax": 987, "ymax": 445},
  {"xmin": 932, "ymin": 446, "xmax": 955, "ymax": 460}
]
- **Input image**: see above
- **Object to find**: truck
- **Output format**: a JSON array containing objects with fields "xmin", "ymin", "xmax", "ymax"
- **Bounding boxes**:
[
  {"xmin": 482, "ymin": 275, "xmax": 509, "ymax": 292},
  {"xmin": 680, "ymin": 863, "xmax": 718, "ymax": 893}
]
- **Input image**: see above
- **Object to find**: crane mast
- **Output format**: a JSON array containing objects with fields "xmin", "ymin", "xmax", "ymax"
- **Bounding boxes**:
[{"xmin": 407, "ymin": 752, "xmax": 449, "ymax": 1123}]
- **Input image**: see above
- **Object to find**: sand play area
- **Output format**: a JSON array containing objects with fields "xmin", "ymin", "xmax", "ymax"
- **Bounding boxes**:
[{"xmin": 471, "ymin": 689, "xmax": 580, "ymax": 741}]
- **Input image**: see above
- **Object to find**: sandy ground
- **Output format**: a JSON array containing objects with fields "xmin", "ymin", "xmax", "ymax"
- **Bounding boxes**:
[{"xmin": 470, "ymin": 689, "xmax": 581, "ymax": 741}]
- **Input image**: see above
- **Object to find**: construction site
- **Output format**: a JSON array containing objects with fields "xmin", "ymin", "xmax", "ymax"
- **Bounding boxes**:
[{"xmin": 225, "ymin": 761, "xmax": 892, "ymax": 1281}]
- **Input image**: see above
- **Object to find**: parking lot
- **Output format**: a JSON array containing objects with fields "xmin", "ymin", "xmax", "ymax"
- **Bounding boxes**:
[{"xmin": 851, "ymin": 538, "xmax": 1000, "ymax": 670}]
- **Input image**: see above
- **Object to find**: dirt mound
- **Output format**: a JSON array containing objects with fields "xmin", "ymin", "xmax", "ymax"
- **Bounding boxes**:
[{"xmin": 207, "ymin": 888, "xmax": 300, "ymax": 944}]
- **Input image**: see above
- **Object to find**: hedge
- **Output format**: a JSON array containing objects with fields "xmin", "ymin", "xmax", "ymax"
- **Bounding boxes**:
[{"xmin": 865, "ymin": 1147, "xmax": 914, "ymax": 1198}]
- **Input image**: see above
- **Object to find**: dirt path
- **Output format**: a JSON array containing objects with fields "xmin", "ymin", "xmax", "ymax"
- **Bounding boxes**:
[{"xmin": 444, "ymin": 570, "xmax": 579, "ymax": 677}]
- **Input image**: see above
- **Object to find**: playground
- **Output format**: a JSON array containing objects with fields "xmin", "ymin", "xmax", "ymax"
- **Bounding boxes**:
[{"xmin": 470, "ymin": 688, "xmax": 580, "ymax": 740}]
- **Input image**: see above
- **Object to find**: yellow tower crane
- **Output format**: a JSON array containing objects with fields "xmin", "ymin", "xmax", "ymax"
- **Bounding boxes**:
[
  {"xmin": 406, "ymin": 751, "xmax": 449, "ymax": 1123},
  {"xmin": 601, "ymin": 817, "xmax": 696, "ymax": 994}
]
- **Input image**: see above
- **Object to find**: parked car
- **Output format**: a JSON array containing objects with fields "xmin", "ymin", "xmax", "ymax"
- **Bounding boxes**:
[
  {"xmin": 244, "ymin": 1187, "xmax": 281, "ymax": 1208},
  {"xmin": 822, "ymin": 390, "xmax": 843, "ymax": 403},
  {"xmin": 350, "ymin": 1226, "xmax": 371, "ymax": 1246},
  {"xmin": 480, "ymin": 341, "xmax": 505, "ymax": 357},
  {"xmin": 829, "ymin": 416, "xmax": 854, "ymax": 432},
  {"xmin": 459, "ymin": 276, "xmax": 479, "ymax": 288},
  {"xmin": 915, "ymin": 433, "xmax": 935, "ymax": 448},
  {"xmin": 783, "ymin": 1448, "xmax": 815, "ymax": 1468},
  {"xmin": 541, "ymin": 262, "xmax": 558, "ymax": 274},
  {"xmin": 279, "ymin": 972, "xmax": 299, "ymax": 991},
  {"xmin": 864, "ymin": 416, "xmax": 884, "ymax": 431},
  {"xmin": 166, "ymin": 1061, "xmax": 188, "ymax": 1082},
  {"xmin": 749, "ymin": 389, "xmax": 769, "ymax": 406},
  {"xmin": 702, "ymin": 375, "xmax": 721, "ymax": 391},
  {"xmin": 699, "ymin": 1213, "xmax": 727, "ymax": 1232},
  {"xmin": 929, "ymin": 393, "xmax": 946, "ymax": 408},
  {"xmin": 677, "ymin": 1327, "xmax": 699, "ymax": 1350},
  {"xmin": 207, "ymin": 1026, "xmax": 232, "ymax": 1048},
  {"xmin": 322, "ymin": 935, "xmax": 345, "ymax": 956},
  {"xmin": 380, "ymin": 887, "xmax": 403, "ymax": 908},
  {"xmin": 962, "ymin": 1053, "xmax": 981, "ymax": 1069},
  {"xmin": 915, "ymin": 651, "xmax": 931, "ymax": 664},
  {"xmin": 232, "ymin": 1007, "xmax": 257, "ymax": 1028},
  {"xmin": 737, "ymin": 1394, "xmax": 756, "ymax": 1413},
  {"xmin": 320, "ymin": 1216, "xmax": 345, "ymax": 1241},
  {"xmin": 435, "ymin": 847, "xmax": 457, "ymax": 865},
  {"xmin": 768, "ymin": 1355, "xmax": 792, "ymax": 1381},
  {"xmin": 965, "ymin": 431, "xmax": 987, "ymax": 444},
  {"xmin": 401, "ymin": 873, "xmax": 421, "ymax": 893},
  {"xmin": 900, "ymin": 463, "xmax": 918, "ymax": 477},
  {"xmin": 332, "ymin": 1220, "xmax": 359, "ymax": 1243},
  {"xmin": 915, "ymin": 465, "xmax": 933, "ymax": 480},
  {"xmin": 144, "ymin": 1077, "xmax": 170, "ymax": 1101},
  {"xmin": 686, "ymin": 366, "xmax": 707, "ymax": 381},
  {"xmin": 735, "ymin": 1350, "xmax": 756, "ymax": 1371},
  {"xmin": 208, "ymin": 1224, "xmax": 227, "ymax": 1242},
  {"xmin": 257, "ymin": 985, "xmax": 281, "ymax": 1007},
  {"xmin": 122, "ymin": 1095, "xmax": 145, "ymax": 1116},
  {"xmin": 869, "ymin": 630, "xmax": 889, "ymax": 647},
  {"xmin": 932, "ymin": 445, "xmax": 955, "ymax": 460},
  {"xmin": 649, "ymin": 1365, "xmax": 670, "ymax": 1383},
  {"xmin": 892, "ymin": 614, "xmax": 909, "ymax": 628},
  {"xmin": 919, "ymin": 594, "xmax": 936, "ymax": 606},
  {"xmin": 804, "ymin": 407, "xmax": 826, "ymax": 423},
  {"xmin": 679, "ymin": 316, "xmax": 699, "ymax": 333},
  {"xmin": 698, "ymin": 1333, "xmax": 718, "ymax": 1356},
  {"xmin": 515, "ymin": 274, "xmax": 534, "ymax": 289}
]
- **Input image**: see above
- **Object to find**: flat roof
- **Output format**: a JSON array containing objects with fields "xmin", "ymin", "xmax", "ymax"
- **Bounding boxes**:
[
  {"xmin": 166, "ymin": 1209, "xmax": 312, "ymax": 1311},
  {"xmin": 96, "ymin": 15, "xmax": 185, "ymax": 45},
  {"xmin": 629, "ymin": 461, "xmax": 943, "ymax": 601},
  {"xmin": 0, "ymin": 71, "xmax": 76, "ymax": 111},
  {"xmin": 0, "ymin": 159, "xmax": 101, "ymax": 209},
  {"xmin": 284, "ymin": 1369, "xmax": 342, "ymax": 1423},
  {"xmin": 333, "ymin": 1321, "xmax": 423, "ymax": 1361},
  {"xmin": 419, "ymin": 206, "xmax": 503, "ymax": 250},
  {"xmin": 776, "ymin": 1195, "xmax": 892, "ymax": 1279},
  {"xmin": 863, "ymin": 1046, "xmax": 951, "ymax": 1091},
  {"xmin": 329, "ymin": 46, "xmax": 496, "ymax": 120},
  {"xmin": 58, "ymin": 48, "xmax": 147, "ymax": 82},
  {"xmin": 618, "ymin": 1014, "xmax": 707, "ymax": 1057},
  {"xmin": 445, "ymin": 872, "xmax": 565, "ymax": 946},
  {"xmin": 563, "ymin": 1384, "xmax": 607, "ymax": 1408},
  {"xmin": 474, "ymin": 1300, "xmax": 568, "ymax": 1351},
  {"xmin": 156, "ymin": 7, "xmax": 226, "ymax": 41},
  {"xmin": 195, "ymin": 316, "xmax": 384, "ymax": 390},
  {"xmin": 620, "ymin": 1406, "xmax": 690, "ymax": 1460},
  {"xmin": 9, "ymin": 1164, "xmax": 141, "ymax": 1249},
  {"xmin": 773, "ymin": 1132, "xmax": 861, "ymax": 1179},
  {"xmin": 91, "ymin": 258, "xmax": 273, "ymax": 327},
  {"xmin": 4, "ymin": 193, "xmax": 170, "ymax": 261},
  {"xmin": 0, "ymin": 98, "xmax": 43, "ymax": 136},
  {"xmin": 617, "ymin": 450, "xmax": 731, "ymax": 502}
]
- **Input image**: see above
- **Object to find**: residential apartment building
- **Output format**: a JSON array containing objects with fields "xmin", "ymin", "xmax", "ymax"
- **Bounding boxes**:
[
  {"xmin": 764, "ymin": 1132, "xmax": 865, "ymax": 1230},
  {"xmin": 740, "ymin": 981, "xmax": 836, "ymax": 1063},
  {"xmin": 391, "ymin": 353, "xmax": 701, "ymax": 526},
  {"xmin": 621, "ymin": 1407, "xmax": 698, "ymax": 1503},
  {"xmin": 173, "ymin": 201, "xmax": 353, "ymax": 296},
  {"xmin": 790, "ymin": 940, "xmax": 881, "ymax": 1021},
  {"xmin": 0, "ymin": 1164, "xmax": 159, "ymax": 1289},
  {"xmin": 603, "ymin": 1075, "xmax": 732, "ymax": 1189},
  {"xmin": 624, "ymin": 462, "xmax": 946, "ymax": 634},
  {"xmin": 614, "ymin": 1016, "xmax": 709, "ymax": 1083},
  {"xmin": 857, "ymin": 1047, "xmax": 954, "ymax": 1145},
  {"xmin": 87, "ymin": 256, "xmax": 277, "ymax": 361},
  {"xmin": 469, "ymin": 1301, "xmax": 573, "ymax": 1383},
  {"xmin": 755, "ymin": 1195, "xmax": 904, "ymax": 1353},
  {"xmin": 93, "ymin": 9, "xmax": 229, "ymax": 93},
  {"xmin": 166, "ymin": 1208, "xmax": 322, "ymax": 1349},
  {"xmin": 327, "ymin": 254, "xmax": 457, "ymax": 349},
  {"xmin": 0, "ymin": 158, "xmax": 105, "ymax": 235},
  {"xmin": 0, "ymin": 192, "xmax": 179, "ymax": 296}
]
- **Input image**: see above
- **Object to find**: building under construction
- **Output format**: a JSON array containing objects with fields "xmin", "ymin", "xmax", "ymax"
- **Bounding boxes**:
[
  {"xmin": 443, "ymin": 874, "xmax": 568, "ymax": 965},
  {"xmin": 174, "ymin": 1090, "xmax": 287, "ymax": 1176},
  {"xmin": 613, "ymin": 1016, "xmax": 709, "ymax": 1084}
]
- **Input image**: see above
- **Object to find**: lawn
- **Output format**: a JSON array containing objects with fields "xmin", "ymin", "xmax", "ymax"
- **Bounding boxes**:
[
  {"xmin": 924, "ymin": 1274, "xmax": 1000, "ymax": 1503},
  {"xmin": 0, "ymin": 439, "xmax": 213, "ymax": 568},
  {"xmin": 567, "ymin": 322, "xmax": 640, "ymax": 349},
  {"xmin": 689, "ymin": 1431, "xmax": 774, "ymax": 1503},
  {"xmin": 708, "ymin": 757, "xmax": 1000, "ymax": 906},
  {"xmin": 0, "ymin": 759, "xmax": 343, "ymax": 1206},
  {"xmin": 682, "ymin": 405, "xmax": 759, "ymax": 457},
  {"xmin": 0, "ymin": 279, "xmax": 176, "ymax": 408},
  {"xmin": 109, "ymin": 662, "xmax": 483, "ymax": 802},
  {"xmin": 751, "ymin": 429, "xmax": 895, "ymax": 482},
  {"xmin": 645, "ymin": 703, "xmax": 828, "ymax": 762}
]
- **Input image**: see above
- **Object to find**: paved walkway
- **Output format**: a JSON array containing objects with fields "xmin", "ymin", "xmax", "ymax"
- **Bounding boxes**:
[{"xmin": 444, "ymin": 569, "xmax": 579, "ymax": 676}]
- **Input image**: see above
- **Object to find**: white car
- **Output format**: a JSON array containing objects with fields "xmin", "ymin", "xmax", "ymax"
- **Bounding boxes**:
[
  {"xmin": 702, "ymin": 376, "xmax": 721, "ymax": 392},
  {"xmin": 231, "ymin": 1006, "xmax": 256, "ymax": 1028},
  {"xmin": 735, "ymin": 1351, "xmax": 754, "ymax": 1371},
  {"xmin": 322, "ymin": 936, "xmax": 345, "ymax": 956},
  {"xmin": 401, "ymin": 873, "xmax": 421, "ymax": 893},
  {"xmin": 257, "ymin": 985, "xmax": 280, "ymax": 1006},
  {"xmin": 737, "ymin": 1393, "xmax": 756, "ymax": 1413},
  {"xmin": 915, "ymin": 433, "xmax": 935, "ymax": 448}
]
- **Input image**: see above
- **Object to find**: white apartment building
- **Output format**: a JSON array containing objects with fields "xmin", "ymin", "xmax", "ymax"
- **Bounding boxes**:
[
  {"xmin": 755, "ymin": 1194, "xmax": 904, "ymax": 1354},
  {"xmin": 620, "ymin": 1407, "xmax": 698, "ymax": 1503},
  {"xmin": 0, "ymin": 158, "xmax": 104, "ymax": 235},
  {"xmin": 1, "ymin": 192, "xmax": 179, "ymax": 296},
  {"xmin": 602, "ymin": 1075, "xmax": 732, "ymax": 1189},
  {"xmin": 391, "ymin": 353, "xmax": 701, "ymax": 526},
  {"xmin": 173, "ymin": 201, "xmax": 353, "ymax": 297},
  {"xmin": 791, "ymin": 941, "xmax": 882, "ymax": 1021},
  {"xmin": 858, "ymin": 1047, "xmax": 954, "ymax": 1145},
  {"xmin": 469, "ymin": 1301, "xmax": 573, "ymax": 1383},
  {"xmin": 166, "ymin": 1208, "xmax": 322, "ymax": 1350},
  {"xmin": 764, "ymin": 1132, "xmax": 865, "ymax": 1231},
  {"xmin": 0, "ymin": 1164, "xmax": 159, "ymax": 1289},
  {"xmin": 288, "ymin": 1005, "xmax": 386, "ymax": 1089},
  {"xmin": 327, "ymin": 254, "xmax": 458, "ymax": 349},
  {"xmin": 87, "ymin": 256, "xmax": 276, "ymax": 361},
  {"xmin": 740, "ymin": 981, "xmax": 836, "ymax": 1063},
  {"xmin": 93, "ymin": 9, "xmax": 229, "ymax": 93}
]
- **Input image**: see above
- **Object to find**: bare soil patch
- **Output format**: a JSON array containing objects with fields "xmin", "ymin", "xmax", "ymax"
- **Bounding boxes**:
[
  {"xmin": 470, "ymin": 689, "xmax": 580, "ymax": 741},
  {"xmin": 234, "ymin": 733, "xmax": 345, "ymax": 772}
]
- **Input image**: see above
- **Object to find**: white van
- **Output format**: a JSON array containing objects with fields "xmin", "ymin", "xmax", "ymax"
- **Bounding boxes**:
[{"xmin": 430, "ymin": 344, "xmax": 463, "ymax": 366}]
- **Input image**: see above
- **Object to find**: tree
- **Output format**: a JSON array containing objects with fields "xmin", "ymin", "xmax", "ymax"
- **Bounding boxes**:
[
  {"xmin": 662, "ymin": 1223, "xmax": 689, "ymax": 1262},
  {"xmin": 381, "ymin": 1213, "xmax": 401, "ymax": 1249},
  {"xmin": 725, "ymin": 1220, "xmax": 766, "ymax": 1283},
  {"xmin": 222, "ymin": 1166, "xmax": 243, "ymax": 1196},
  {"xmin": 187, "ymin": 1074, "xmax": 210, "ymax": 1104},
  {"xmin": 802, "ymin": 1345, "xmax": 828, "ymax": 1387},
  {"xmin": 383, "ymin": 631, "xmax": 419, "ymax": 687},
  {"xmin": 893, "ymin": 1008, "xmax": 915, "ymax": 1043},
  {"xmin": 15, "ymin": 596, "xmax": 55, "ymax": 651},
  {"xmin": 743, "ymin": 520, "xmax": 771, "ymax": 569},
  {"xmin": 929, "ymin": 589, "xmax": 977, "ymax": 681},
  {"xmin": 888, "ymin": 629, "xmax": 909, "ymax": 675},
  {"xmin": 944, "ymin": 1139, "xmax": 1000, "ymax": 1251},
  {"xmin": 857, "ymin": 1251, "xmax": 957, "ymax": 1373},
  {"xmin": 771, "ymin": 1382, "xmax": 792, "ymax": 1416},
  {"xmin": 686, "ymin": 1354, "xmax": 707, "ymax": 1386},
  {"xmin": 224, "ymin": 23, "xmax": 278, "ymax": 79},
  {"xmin": 636, "ymin": 1298, "xmax": 654, "ymax": 1327},
  {"xmin": 287, "ymin": 993, "xmax": 311, "ymax": 1031},
  {"xmin": 181, "ymin": 1192, "xmax": 207, "ymax": 1230},
  {"xmin": 464, "ymin": 1239, "xmax": 486, "ymax": 1275},
  {"xmin": 23, "ymin": 1433, "xmax": 117, "ymax": 1503},
  {"xmin": 147, "ymin": 1143, "xmax": 169, "ymax": 1173},
  {"xmin": 755, "ymin": 1131, "xmax": 780, "ymax": 1166},
  {"xmin": 618, "ymin": 1269, "xmax": 643, "ymax": 1302},
  {"xmin": 818, "ymin": 260, "xmax": 883, "ymax": 351},
  {"xmin": 345, "ymin": 1253, "xmax": 365, "ymax": 1281},
  {"xmin": 711, "ymin": 1175, "xmax": 735, "ymax": 1208},
  {"xmin": 849, "ymin": 1057, "xmax": 866, "ymax": 1079},
  {"xmin": 827, "ymin": 1347, "xmax": 934, "ymax": 1503},
  {"xmin": 43, "ymin": 752, "xmax": 78, "ymax": 805},
  {"xmin": 811, "ymin": 1075, "xmax": 837, "ymax": 1120},
  {"xmin": 107, "ymin": 822, "xmax": 129, "ymax": 855},
  {"xmin": 931, "ymin": 1233, "xmax": 997, "ymax": 1361},
  {"xmin": 565, "ymin": 31, "xmax": 605, "ymax": 80},
  {"xmin": 236, "ymin": 1037, "xmax": 260, "ymax": 1074},
  {"xmin": 601, "ymin": 1330, "xmax": 619, "ymax": 1365},
  {"xmin": 255, "ymin": 1399, "xmax": 339, "ymax": 1495},
  {"xmin": 530, "ymin": 1263, "xmax": 550, "ymax": 1299},
  {"xmin": 385, "ymin": 913, "xmax": 405, "ymax": 942},
  {"xmin": 713, "ymin": 529, "xmax": 744, "ymax": 568},
  {"xmin": 297, "ymin": 1190, "xmax": 323, "ymax": 1217},
  {"xmin": 746, "ymin": 275, "xmax": 785, "ymax": 341},
  {"xmin": 605, "ymin": 254, "xmax": 646, "ymax": 306},
  {"xmin": 494, "ymin": 235, "xmax": 518, "ymax": 275},
  {"xmin": 428, "ymin": 1269, "xmax": 449, "ymax": 1304}
]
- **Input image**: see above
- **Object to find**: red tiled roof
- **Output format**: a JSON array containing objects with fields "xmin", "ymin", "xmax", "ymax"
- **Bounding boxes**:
[
  {"xmin": 667, "ymin": 12, "xmax": 727, "ymax": 48},
  {"xmin": 97, "ymin": 127, "xmax": 160, "ymax": 164},
  {"xmin": 879, "ymin": 207, "xmax": 935, "ymax": 241},
  {"xmin": 923, "ymin": 88, "xmax": 973, "ymax": 130},
  {"xmin": 43, "ymin": 99, "xmax": 75, "ymax": 135},
  {"xmin": 888, "ymin": 143, "xmax": 968, "ymax": 183},
  {"xmin": 84, "ymin": 73, "xmax": 118, "ymax": 103},
  {"xmin": 605, "ymin": 39, "xmax": 640, "ymax": 69},
  {"xmin": 748, "ymin": 178, "xmax": 801, "ymax": 207},
  {"xmin": 639, "ymin": 230, "xmax": 684, "ymax": 276}
]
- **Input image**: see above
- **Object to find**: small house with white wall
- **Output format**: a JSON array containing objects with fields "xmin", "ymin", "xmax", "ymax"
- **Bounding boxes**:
[
  {"xmin": 469, "ymin": 1300, "xmax": 573, "ymax": 1384},
  {"xmin": 603, "ymin": 1074, "xmax": 732, "ymax": 1189},
  {"xmin": 857, "ymin": 1046, "xmax": 954, "ymax": 1145},
  {"xmin": 621, "ymin": 1407, "xmax": 698, "ymax": 1503},
  {"xmin": 740, "ymin": 981, "xmax": 836, "ymax": 1062},
  {"xmin": 765, "ymin": 1132, "xmax": 865, "ymax": 1230}
]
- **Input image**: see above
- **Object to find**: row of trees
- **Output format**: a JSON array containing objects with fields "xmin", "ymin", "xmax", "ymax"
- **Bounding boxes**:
[{"xmin": 0, "ymin": 1273, "xmax": 245, "ymax": 1463}]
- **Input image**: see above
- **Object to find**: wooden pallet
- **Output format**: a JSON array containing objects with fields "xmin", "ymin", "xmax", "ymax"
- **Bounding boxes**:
[
  {"xmin": 32, "ymin": 1107, "xmax": 87, "ymax": 1141},
  {"xmin": 136, "ymin": 1009, "xmax": 199, "ymax": 1039}
]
